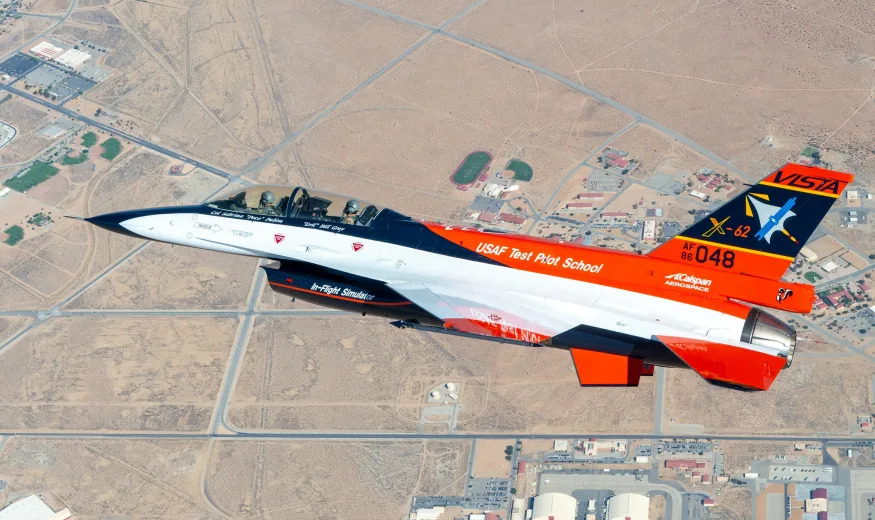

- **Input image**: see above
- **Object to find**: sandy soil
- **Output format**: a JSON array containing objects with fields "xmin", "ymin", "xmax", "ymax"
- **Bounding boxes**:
[
  {"xmin": 65, "ymin": 244, "xmax": 257, "ymax": 310},
  {"xmin": 0, "ymin": 316, "xmax": 236, "ymax": 431},
  {"xmin": 0, "ymin": 438, "xmax": 211, "ymax": 516},
  {"xmin": 665, "ymin": 360, "xmax": 872, "ymax": 435},
  {"xmin": 450, "ymin": 0, "xmax": 874, "ymax": 175},
  {"xmin": 208, "ymin": 440, "xmax": 423, "ymax": 520},
  {"xmin": 471, "ymin": 438, "xmax": 513, "ymax": 478}
]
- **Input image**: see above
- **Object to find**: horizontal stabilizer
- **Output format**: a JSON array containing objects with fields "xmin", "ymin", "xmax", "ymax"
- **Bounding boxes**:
[
  {"xmin": 569, "ymin": 348, "xmax": 644, "ymax": 387},
  {"xmin": 656, "ymin": 335, "xmax": 787, "ymax": 390}
]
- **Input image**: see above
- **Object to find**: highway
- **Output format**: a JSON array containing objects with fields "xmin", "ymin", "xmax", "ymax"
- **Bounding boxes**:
[
  {"xmin": 0, "ymin": 431, "xmax": 872, "ymax": 442},
  {"xmin": 0, "ymin": 82, "xmax": 236, "ymax": 181}
]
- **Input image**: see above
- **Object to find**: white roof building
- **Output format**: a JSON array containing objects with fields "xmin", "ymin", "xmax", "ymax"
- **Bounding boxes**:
[
  {"xmin": 0, "ymin": 495, "xmax": 70, "ymax": 520},
  {"xmin": 821, "ymin": 260, "xmax": 839, "ymax": 273},
  {"xmin": 55, "ymin": 48, "xmax": 91, "ymax": 69},
  {"xmin": 410, "ymin": 507, "xmax": 444, "ymax": 520},
  {"xmin": 606, "ymin": 493, "xmax": 649, "ymax": 520},
  {"xmin": 29, "ymin": 41, "xmax": 64, "ymax": 60},
  {"xmin": 533, "ymin": 492, "xmax": 577, "ymax": 520}
]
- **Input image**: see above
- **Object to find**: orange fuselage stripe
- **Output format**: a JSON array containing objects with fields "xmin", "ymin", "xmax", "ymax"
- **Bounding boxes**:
[{"xmin": 425, "ymin": 224, "xmax": 813, "ymax": 317}]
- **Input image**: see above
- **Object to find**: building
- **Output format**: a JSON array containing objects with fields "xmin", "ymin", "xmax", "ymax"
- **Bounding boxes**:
[
  {"xmin": 409, "ymin": 507, "xmax": 444, "ymax": 520},
  {"xmin": 566, "ymin": 202, "xmax": 593, "ymax": 209},
  {"xmin": 578, "ymin": 192, "xmax": 604, "ymax": 199},
  {"xmin": 825, "ymin": 288, "xmax": 853, "ymax": 308},
  {"xmin": 811, "ymin": 488, "xmax": 828, "ymax": 499},
  {"xmin": 0, "ymin": 495, "xmax": 70, "ymax": 520},
  {"xmin": 821, "ymin": 260, "xmax": 839, "ymax": 273},
  {"xmin": 553, "ymin": 440, "xmax": 569, "ymax": 451},
  {"xmin": 55, "ymin": 48, "xmax": 91, "ymax": 68},
  {"xmin": 583, "ymin": 440, "xmax": 626, "ymax": 456},
  {"xmin": 606, "ymin": 493, "xmax": 649, "ymax": 520},
  {"xmin": 665, "ymin": 459, "xmax": 698, "ymax": 469},
  {"xmin": 805, "ymin": 498, "xmax": 827, "ymax": 513},
  {"xmin": 29, "ymin": 41, "xmax": 64, "ymax": 60},
  {"xmin": 689, "ymin": 190, "xmax": 706, "ymax": 199},
  {"xmin": 642, "ymin": 220, "xmax": 656, "ymax": 241},
  {"xmin": 703, "ymin": 499, "xmax": 715, "ymax": 507},
  {"xmin": 511, "ymin": 499, "xmax": 525, "ymax": 520},
  {"xmin": 532, "ymin": 492, "xmax": 577, "ymax": 520},
  {"xmin": 499, "ymin": 212, "xmax": 526, "ymax": 225},
  {"xmin": 800, "ymin": 246, "xmax": 819, "ymax": 263}
]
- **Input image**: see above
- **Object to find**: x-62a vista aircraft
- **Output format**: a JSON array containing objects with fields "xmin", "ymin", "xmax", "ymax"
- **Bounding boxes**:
[{"xmin": 86, "ymin": 163, "xmax": 853, "ymax": 390}]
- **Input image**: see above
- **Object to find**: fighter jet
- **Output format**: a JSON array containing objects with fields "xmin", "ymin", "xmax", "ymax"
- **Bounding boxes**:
[{"xmin": 85, "ymin": 163, "xmax": 854, "ymax": 390}]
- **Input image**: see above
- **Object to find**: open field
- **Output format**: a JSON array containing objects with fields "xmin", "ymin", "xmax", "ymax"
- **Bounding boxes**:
[
  {"xmin": 260, "ymin": 36, "xmax": 633, "ymax": 220},
  {"xmin": 65, "ymin": 244, "xmax": 258, "ymax": 310},
  {"xmin": 0, "ymin": 16, "xmax": 52, "ymax": 57},
  {"xmin": 0, "ymin": 316, "xmax": 236, "ymax": 431},
  {"xmin": 228, "ymin": 315, "xmax": 655, "ymax": 433},
  {"xmin": 0, "ymin": 438, "xmax": 213, "ymax": 516},
  {"xmin": 208, "ymin": 440, "xmax": 424, "ymax": 520},
  {"xmin": 450, "ymin": 0, "xmax": 874, "ymax": 173},
  {"xmin": 471, "ymin": 438, "xmax": 512, "ymax": 478},
  {"xmin": 663, "ymin": 360, "xmax": 872, "ymax": 435}
]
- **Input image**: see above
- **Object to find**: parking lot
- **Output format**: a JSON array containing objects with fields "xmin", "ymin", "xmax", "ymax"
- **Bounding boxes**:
[
  {"xmin": 768, "ymin": 464, "xmax": 835, "ymax": 483},
  {"xmin": 22, "ymin": 61, "xmax": 97, "ymax": 101},
  {"xmin": 0, "ymin": 53, "xmax": 40, "ymax": 78}
]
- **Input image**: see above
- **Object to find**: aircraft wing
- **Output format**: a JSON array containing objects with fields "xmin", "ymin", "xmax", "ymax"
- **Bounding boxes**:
[{"xmin": 386, "ymin": 281, "xmax": 559, "ymax": 344}]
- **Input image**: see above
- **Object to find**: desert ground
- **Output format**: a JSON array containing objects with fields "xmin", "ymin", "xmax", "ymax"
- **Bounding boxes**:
[{"xmin": 0, "ymin": 0, "xmax": 871, "ymax": 518}]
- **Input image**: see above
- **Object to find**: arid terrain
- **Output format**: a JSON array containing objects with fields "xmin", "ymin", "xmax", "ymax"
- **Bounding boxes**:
[{"xmin": 0, "ymin": 0, "xmax": 872, "ymax": 518}]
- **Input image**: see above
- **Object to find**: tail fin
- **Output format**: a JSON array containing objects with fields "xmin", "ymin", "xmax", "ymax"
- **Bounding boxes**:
[{"xmin": 648, "ymin": 163, "xmax": 853, "ymax": 279}]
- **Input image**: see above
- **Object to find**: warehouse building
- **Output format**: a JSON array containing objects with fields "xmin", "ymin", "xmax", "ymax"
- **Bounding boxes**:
[
  {"xmin": 0, "ymin": 495, "xmax": 71, "ymax": 520},
  {"xmin": 606, "ymin": 493, "xmax": 649, "ymax": 520},
  {"xmin": 532, "ymin": 492, "xmax": 577, "ymax": 520}
]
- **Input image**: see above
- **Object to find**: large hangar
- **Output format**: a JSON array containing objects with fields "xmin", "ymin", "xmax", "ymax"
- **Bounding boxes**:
[
  {"xmin": 606, "ymin": 493, "xmax": 649, "ymax": 520},
  {"xmin": 532, "ymin": 492, "xmax": 577, "ymax": 520}
]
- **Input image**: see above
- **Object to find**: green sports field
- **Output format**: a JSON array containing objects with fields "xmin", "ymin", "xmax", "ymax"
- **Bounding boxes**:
[
  {"xmin": 4, "ymin": 162, "xmax": 60, "ymax": 192},
  {"xmin": 505, "ymin": 159, "xmax": 533, "ymax": 181},
  {"xmin": 452, "ymin": 151, "xmax": 491, "ymax": 185}
]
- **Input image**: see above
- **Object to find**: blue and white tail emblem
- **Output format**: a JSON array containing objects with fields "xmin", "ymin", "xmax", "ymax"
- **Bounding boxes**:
[{"xmin": 746, "ymin": 194, "xmax": 798, "ymax": 244}]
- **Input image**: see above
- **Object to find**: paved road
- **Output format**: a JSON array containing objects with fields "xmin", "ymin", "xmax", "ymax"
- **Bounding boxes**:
[
  {"xmin": 0, "ymin": 83, "xmax": 235, "ymax": 181},
  {"xmin": 814, "ymin": 261, "xmax": 875, "ymax": 290},
  {"xmin": 0, "ymin": 0, "xmax": 77, "ymax": 64},
  {"xmin": 210, "ymin": 265, "xmax": 267, "ymax": 433},
  {"xmin": 0, "ymin": 431, "xmax": 869, "ymax": 442}
]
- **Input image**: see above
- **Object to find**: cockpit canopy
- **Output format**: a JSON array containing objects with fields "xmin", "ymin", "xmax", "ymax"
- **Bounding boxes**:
[{"xmin": 205, "ymin": 186, "xmax": 385, "ymax": 227}]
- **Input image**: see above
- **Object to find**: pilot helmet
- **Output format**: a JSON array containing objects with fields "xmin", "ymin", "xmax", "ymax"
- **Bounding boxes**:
[
  {"xmin": 344, "ymin": 199, "xmax": 360, "ymax": 214},
  {"xmin": 260, "ymin": 191, "xmax": 275, "ymax": 206}
]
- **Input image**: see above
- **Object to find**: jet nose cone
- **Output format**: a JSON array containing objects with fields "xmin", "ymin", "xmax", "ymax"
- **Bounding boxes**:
[{"xmin": 85, "ymin": 210, "xmax": 148, "ymax": 239}]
